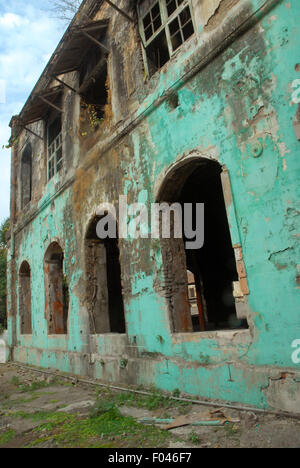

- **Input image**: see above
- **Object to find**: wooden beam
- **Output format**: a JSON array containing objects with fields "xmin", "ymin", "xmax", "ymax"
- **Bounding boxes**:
[
  {"xmin": 81, "ymin": 31, "xmax": 109, "ymax": 54},
  {"xmin": 23, "ymin": 126, "xmax": 44, "ymax": 141},
  {"xmin": 53, "ymin": 76, "xmax": 79, "ymax": 95},
  {"xmin": 38, "ymin": 95, "xmax": 63, "ymax": 113},
  {"xmin": 103, "ymin": 0, "xmax": 135, "ymax": 23},
  {"xmin": 40, "ymin": 86, "xmax": 63, "ymax": 98},
  {"xmin": 53, "ymin": 67, "xmax": 80, "ymax": 76},
  {"xmin": 80, "ymin": 23, "xmax": 108, "ymax": 33}
]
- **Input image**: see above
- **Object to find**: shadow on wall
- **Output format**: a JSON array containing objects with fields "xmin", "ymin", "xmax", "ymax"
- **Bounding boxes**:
[{"xmin": 0, "ymin": 330, "xmax": 7, "ymax": 363}]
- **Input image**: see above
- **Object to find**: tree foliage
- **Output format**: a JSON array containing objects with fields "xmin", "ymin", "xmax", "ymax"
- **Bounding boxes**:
[
  {"xmin": 0, "ymin": 218, "xmax": 10, "ymax": 250},
  {"xmin": 0, "ymin": 218, "xmax": 10, "ymax": 330}
]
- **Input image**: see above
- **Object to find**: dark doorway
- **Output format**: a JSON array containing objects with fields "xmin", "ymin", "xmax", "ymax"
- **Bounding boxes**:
[
  {"xmin": 19, "ymin": 261, "xmax": 32, "ymax": 335},
  {"xmin": 44, "ymin": 242, "xmax": 69, "ymax": 335},
  {"xmin": 85, "ymin": 216, "xmax": 126, "ymax": 334},
  {"xmin": 159, "ymin": 158, "xmax": 248, "ymax": 332}
]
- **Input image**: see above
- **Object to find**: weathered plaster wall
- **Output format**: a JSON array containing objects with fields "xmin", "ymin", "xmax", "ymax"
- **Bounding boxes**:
[{"xmin": 7, "ymin": 0, "xmax": 300, "ymax": 413}]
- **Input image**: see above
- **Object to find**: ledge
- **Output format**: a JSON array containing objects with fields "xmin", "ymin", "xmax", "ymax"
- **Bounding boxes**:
[{"xmin": 171, "ymin": 328, "xmax": 252, "ymax": 345}]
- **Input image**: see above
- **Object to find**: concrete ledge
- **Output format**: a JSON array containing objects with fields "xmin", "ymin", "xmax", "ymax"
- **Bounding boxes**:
[
  {"xmin": 171, "ymin": 329, "xmax": 251, "ymax": 345},
  {"xmin": 10, "ymin": 344, "xmax": 300, "ymax": 415}
]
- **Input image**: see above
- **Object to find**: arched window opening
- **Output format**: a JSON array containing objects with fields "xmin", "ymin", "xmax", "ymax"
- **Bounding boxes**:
[
  {"xmin": 44, "ymin": 242, "xmax": 69, "ymax": 335},
  {"xmin": 158, "ymin": 158, "xmax": 249, "ymax": 333},
  {"xmin": 19, "ymin": 261, "xmax": 32, "ymax": 335},
  {"xmin": 85, "ymin": 215, "xmax": 126, "ymax": 334},
  {"xmin": 21, "ymin": 144, "xmax": 32, "ymax": 208}
]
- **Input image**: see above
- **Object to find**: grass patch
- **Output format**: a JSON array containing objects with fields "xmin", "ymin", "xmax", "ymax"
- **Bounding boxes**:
[
  {"xmin": 21, "ymin": 404, "xmax": 170, "ymax": 448},
  {"xmin": 9, "ymin": 410, "xmax": 71, "ymax": 424},
  {"xmin": 20, "ymin": 381, "xmax": 56, "ymax": 393},
  {"xmin": 0, "ymin": 429, "xmax": 16, "ymax": 446},
  {"xmin": 95, "ymin": 387, "xmax": 192, "ymax": 412},
  {"xmin": 10, "ymin": 375, "xmax": 58, "ymax": 393},
  {"xmin": 188, "ymin": 430, "xmax": 200, "ymax": 445},
  {"xmin": 9, "ymin": 395, "xmax": 39, "ymax": 405},
  {"xmin": 4, "ymin": 382, "xmax": 191, "ymax": 448},
  {"xmin": 11, "ymin": 376, "xmax": 21, "ymax": 387}
]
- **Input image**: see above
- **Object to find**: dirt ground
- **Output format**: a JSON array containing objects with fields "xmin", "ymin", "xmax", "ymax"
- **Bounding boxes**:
[{"xmin": 0, "ymin": 363, "xmax": 299, "ymax": 448}]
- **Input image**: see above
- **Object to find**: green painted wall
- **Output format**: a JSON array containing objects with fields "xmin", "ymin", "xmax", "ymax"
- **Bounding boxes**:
[{"xmin": 8, "ymin": 0, "xmax": 300, "ymax": 410}]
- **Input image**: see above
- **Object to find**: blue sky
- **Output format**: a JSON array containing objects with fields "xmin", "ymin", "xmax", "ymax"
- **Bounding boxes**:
[{"xmin": 0, "ymin": 0, "xmax": 67, "ymax": 223}]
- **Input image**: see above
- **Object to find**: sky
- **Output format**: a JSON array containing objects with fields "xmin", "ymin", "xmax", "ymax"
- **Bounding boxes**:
[{"xmin": 0, "ymin": 0, "xmax": 67, "ymax": 223}]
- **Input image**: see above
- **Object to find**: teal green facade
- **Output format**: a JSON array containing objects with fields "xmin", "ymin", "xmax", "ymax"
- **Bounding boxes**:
[{"xmin": 8, "ymin": 0, "xmax": 300, "ymax": 413}]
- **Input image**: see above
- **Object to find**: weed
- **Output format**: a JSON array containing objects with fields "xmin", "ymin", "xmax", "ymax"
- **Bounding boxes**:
[
  {"xmin": 10, "ymin": 375, "xmax": 56, "ymax": 393},
  {"xmin": 224, "ymin": 422, "xmax": 240, "ymax": 438},
  {"xmin": 89, "ymin": 400, "xmax": 118, "ymax": 419},
  {"xmin": 10, "ymin": 410, "xmax": 72, "ymax": 424},
  {"xmin": 188, "ymin": 430, "xmax": 200, "ymax": 445},
  {"xmin": 96, "ymin": 388, "xmax": 190, "ymax": 412},
  {"xmin": 0, "ymin": 429, "xmax": 16, "ymax": 446},
  {"xmin": 22, "ymin": 381, "xmax": 53, "ymax": 392},
  {"xmin": 11, "ymin": 376, "xmax": 21, "ymax": 387},
  {"xmin": 19, "ymin": 406, "xmax": 170, "ymax": 448},
  {"xmin": 9, "ymin": 395, "xmax": 39, "ymax": 405}
]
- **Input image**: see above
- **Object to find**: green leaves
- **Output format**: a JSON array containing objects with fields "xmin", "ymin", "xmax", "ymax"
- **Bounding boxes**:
[
  {"xmin": 0, "ymin": 218, "xmax": 10, "ymax": 250},
  {"xmin": 0, "ymin": 218, "xmax": 9, "ymax": 329}
]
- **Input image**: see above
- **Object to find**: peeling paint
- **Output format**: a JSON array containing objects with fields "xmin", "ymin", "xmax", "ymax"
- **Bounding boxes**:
[{"xmin": 6, "ymin": 0, "xmax": 300, "ymax": 413}]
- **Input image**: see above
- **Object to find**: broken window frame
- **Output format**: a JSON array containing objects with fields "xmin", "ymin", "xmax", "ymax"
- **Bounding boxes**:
[
  {"xmin": 77, "ymin": 26, "xmax": 109, "ymax": 125},
  {"xmin": 138, "ymin": 0, "xmax": 195, "ymax": 75},
  {"xmin": 79, "ymin": 52, "xmax": 108, "ymax": 124},
  {"xmin": 47, "ymin": 114, "xmax": 63, "ymax": 181},
  {"xmin": 220, "ymin": 167, "xmax": 250, "ymax": 321}
]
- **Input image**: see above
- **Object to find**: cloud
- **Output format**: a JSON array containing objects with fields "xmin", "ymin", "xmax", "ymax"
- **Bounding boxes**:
[
  {"xmin": 0, "ymin": 12, "xmax": 29, "ymax": 28},
  {"xmin": 0, "ymin": 1, "xmax": 66, "ymax": 220}
]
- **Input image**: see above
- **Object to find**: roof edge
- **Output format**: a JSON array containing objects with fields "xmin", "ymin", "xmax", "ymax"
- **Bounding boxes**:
[{"xmin": 10, "ymin": 0, "xmax": 104, "ymax": 129}]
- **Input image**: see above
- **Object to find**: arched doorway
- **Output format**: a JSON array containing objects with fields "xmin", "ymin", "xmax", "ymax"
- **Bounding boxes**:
[
  {"xmin": 158, "ymin": 157, "xmax": 248, "ymax": 332},
  {"xmin": 85, "ymin": 215, "xmax": 126, "ymax": 334},
  {"xmin": 19, "ymin": 261, "xmax": 32, "ymax": 335},
  {"xmin": 44, "ymin": 242, "xmax": 69, "ymax": 335}
]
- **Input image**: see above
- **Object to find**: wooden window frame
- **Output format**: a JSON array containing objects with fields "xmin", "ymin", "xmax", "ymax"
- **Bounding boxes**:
[
  {"xmin": 138, "ymin": 0, "xmax": 195, "ymax": 75},
  {"xmin": 47, "ymin": 114, "xmax": 63, "ymax": 181},
  {"xmin": 220, "ymin": 167, "xmax": 250, "ymax": 320}
]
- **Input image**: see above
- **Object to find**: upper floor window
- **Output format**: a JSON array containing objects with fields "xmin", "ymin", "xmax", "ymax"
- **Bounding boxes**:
[
  {"xmin": 138, "ymin": 0, "xmax": 195, "ymax": 75},
  {"xmin": 21, "ymin": 143, "xmax": 32, "ymax": 208},
  {"xmin": 47, "ymin": 114, "xmax": 62, "ymax": 180},
  {"xmin": 79, "ymin": 41, "xmax": 108, "ymax": 123}
]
